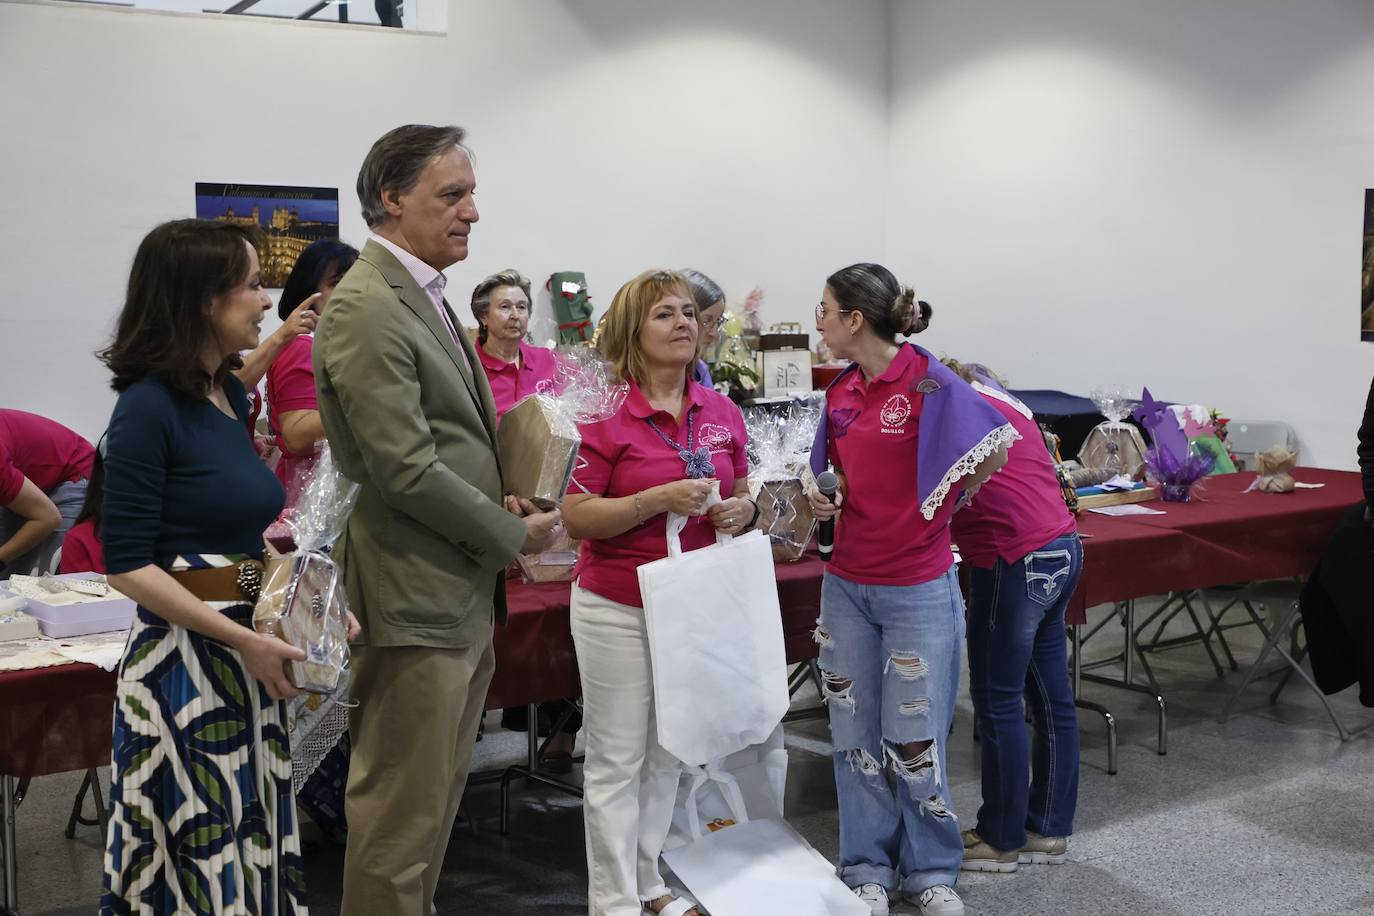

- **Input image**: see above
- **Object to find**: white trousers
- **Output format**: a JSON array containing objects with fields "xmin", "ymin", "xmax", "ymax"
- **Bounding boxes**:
[{"xmin": 571, "ymin": 583, "xmax": 684, "ymax": 916}]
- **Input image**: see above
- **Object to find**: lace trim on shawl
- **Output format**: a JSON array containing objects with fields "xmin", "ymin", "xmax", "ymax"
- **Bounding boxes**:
[
  {"xmin": 971, "ymin": 381, "xmax": 1034, "ymax": 421},
  {"xmin": 920, "ymin": 422, "xmax": 1021, "ymax": 520}
]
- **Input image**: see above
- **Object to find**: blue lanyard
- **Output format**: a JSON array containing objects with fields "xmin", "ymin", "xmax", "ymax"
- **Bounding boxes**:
[{"xmin": 645, "ymin": 410, "xmax": 716, "ymax": 479}]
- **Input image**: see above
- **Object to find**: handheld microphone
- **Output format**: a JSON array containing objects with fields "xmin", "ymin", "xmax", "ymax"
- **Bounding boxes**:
[{"xmin": 816, "ymin": 470, "xmax": 839, "ymax": 562}]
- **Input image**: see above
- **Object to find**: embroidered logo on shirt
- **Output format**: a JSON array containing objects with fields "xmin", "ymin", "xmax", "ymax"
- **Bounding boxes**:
[
  {"xmin": 829, "ymin": 407, "xmax": 858, "ymax": 439},
  {"xmin": 698, "ymin": 422, "xmax": 733, "ymax": 453},
  {"xmin": 880, "ymin": 394, "xmax": 911, "ymax": 434},
  {"xmin": 915, "ymin": 377, "xmax": 941, "ymax": 394}
]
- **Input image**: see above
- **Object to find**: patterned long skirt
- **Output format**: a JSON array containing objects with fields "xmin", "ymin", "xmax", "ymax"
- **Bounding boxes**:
[{"xmin": 101, "ymin": 566, "xmax": 308, "ymax": 915}]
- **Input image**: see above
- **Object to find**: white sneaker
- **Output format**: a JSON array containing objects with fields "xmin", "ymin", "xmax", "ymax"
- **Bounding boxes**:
[
  {"xmin": 915, "ymin": 884, "xmax": 965, "ymax": 916},
  {"xmin": 854, "ymin": 883, "xmax": 890, "ymax": 916}
]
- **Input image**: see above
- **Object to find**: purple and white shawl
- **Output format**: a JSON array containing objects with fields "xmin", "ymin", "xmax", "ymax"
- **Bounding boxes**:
[{"xmin": 809, "ymin": 343, "xmax": 1019, "ymax": 520}]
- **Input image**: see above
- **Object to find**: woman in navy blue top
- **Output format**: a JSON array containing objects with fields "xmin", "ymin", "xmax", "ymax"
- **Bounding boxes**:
[{"xmin": 98, "ymin": 220, "xmax": 318, "ymax": 915}]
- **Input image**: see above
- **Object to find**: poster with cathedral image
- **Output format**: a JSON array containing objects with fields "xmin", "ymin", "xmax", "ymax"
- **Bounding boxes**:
[
  {"xmin": 1364, "ymin": 189, "xmax": 1374, "ymax": 342},
  {"xmin": 195, "ymin": 183, "xmax": 340, "ymax": 288}
]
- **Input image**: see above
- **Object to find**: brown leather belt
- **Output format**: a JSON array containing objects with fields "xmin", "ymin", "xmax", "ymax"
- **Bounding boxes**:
[{"xmin": 169, "ymin": 559, "xmax": 265, "ymax": 603}]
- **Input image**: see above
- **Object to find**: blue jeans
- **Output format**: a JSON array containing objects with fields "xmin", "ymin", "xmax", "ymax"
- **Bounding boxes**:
[
  {"xmin": 0, "ymin": 478, "xmax": 86, "ymax": 575},
  {"xmin": 817, "ymin": 565, "xmax": 965, "ymax": 897},
  {"xmin": 966, "ymin": 532, "xmax": 1082, "ymax": 852}
]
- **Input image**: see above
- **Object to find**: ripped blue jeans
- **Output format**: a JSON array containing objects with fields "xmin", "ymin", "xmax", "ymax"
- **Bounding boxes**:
[{"xmin": 816, "ymin": 565, "xmax": 964, "ymax": 897}]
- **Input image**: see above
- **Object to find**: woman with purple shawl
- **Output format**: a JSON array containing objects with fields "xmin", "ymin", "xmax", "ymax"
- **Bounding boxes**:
[{"xmin": 805, "ymin": 264, "xmax": 1015, "ymax": 916}]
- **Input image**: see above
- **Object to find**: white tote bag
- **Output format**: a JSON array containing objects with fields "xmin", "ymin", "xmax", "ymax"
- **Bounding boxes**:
[
  {"xmin": 661, "ymin": 726, "xmax": 869, "ymax": 916},
  {"xmin": 638, "ymin": 501, "xmax": 789, "ymax": 767}
]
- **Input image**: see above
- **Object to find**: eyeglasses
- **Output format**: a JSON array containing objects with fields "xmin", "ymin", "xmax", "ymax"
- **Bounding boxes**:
[
  {"xmin": 814, "ymin": 302, "xmax": 854, "ymax": 323},
  {"xmin": 701, "ymin": 315, "xmax": 726, "ymax": 331}
]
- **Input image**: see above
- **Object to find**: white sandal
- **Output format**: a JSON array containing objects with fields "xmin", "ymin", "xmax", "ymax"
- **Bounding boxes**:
[{"xmin": 643, "ymin": 896, "xmax": 701, "ymax": 916}]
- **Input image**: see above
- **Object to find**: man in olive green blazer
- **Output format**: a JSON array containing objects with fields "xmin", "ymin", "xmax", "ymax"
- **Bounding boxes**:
[{"xmin": 315, "ymin": 124, "xmax": 561, "ymax": 916}]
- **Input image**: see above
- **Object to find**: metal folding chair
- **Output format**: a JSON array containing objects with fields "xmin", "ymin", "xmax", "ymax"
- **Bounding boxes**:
[{"xmin": 1215, "ymin": 585, "xmax": 1350, "ymax": 741}]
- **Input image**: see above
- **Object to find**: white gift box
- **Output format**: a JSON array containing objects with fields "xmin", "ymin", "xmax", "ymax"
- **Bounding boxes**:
[{"xmin": 0, "ymin": 574, "xmax": 135, "ymax": 638}]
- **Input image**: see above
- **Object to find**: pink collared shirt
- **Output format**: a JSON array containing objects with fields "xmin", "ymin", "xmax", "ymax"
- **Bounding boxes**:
[
  {"xmin": 950, "ymin": 385, "xmax": 1076, "ymax": 568},
  {"xmin": 369, "ymin": 234, "xmax": 471, "ymax": 371},
  {"xmin": 265, "ymin": 334, "xmax": 319, "ymax": 493},
  {"xmin": 571, "ymin": 376, "xmax": 749, "ymax": 608},
  {"xmin": 476, "ymin": 340, "xmax": 560, "ymax": 420},
  {"xmin": 0, "ymin": 409, "xmax": 95, "ymax": 504},
  {"xmin": 826, "ymin": 345, "xmax": 960, "ymax": 586}
]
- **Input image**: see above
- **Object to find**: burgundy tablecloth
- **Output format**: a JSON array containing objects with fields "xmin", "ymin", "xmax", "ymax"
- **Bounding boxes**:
[
  {"xmin": 5, "ymin": 470, "xmax": 1358, "ymax": 777},
  {"xmin": 0, "ymin": 662, "xmax": 115, "ymax": 778},
  {"xmin": 1067, "ymin": 469, "xmax": 1362, "ymax": 624}
]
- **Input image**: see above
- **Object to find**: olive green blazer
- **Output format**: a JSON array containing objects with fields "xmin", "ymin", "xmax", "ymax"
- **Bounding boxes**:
[{"xmin": 314, "ymin": 240, "xmax": 526, "ymax": 649}]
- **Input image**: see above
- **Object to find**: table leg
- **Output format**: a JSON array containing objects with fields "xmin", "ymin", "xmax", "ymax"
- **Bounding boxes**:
[
  {"xmin": 1077, "ymin": 601, "xmax": 1168, "ymax": 756},
  {"xmin": 499, "ymin": 702, "xmax": 585, "ymax": 836},
  {"xmin": 1070, "ymin": 624, "xmax": 1119, "ymax": 775},
  {"xmin": 2, "ymin": 775, "xmax": 16, "ymax": 913}
]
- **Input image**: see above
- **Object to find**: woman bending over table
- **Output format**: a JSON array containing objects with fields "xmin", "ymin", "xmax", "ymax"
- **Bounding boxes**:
[
  {"xmin": 562, "ymin": 269, "xmax": 755, "ymax": 916},
  {"xmin": 806, "ymin": 264, "xmax": 1013, "ymax": 916},
  {"xmin": 943, "ymin": 359, "xmax": 1082, "ymax": 875}
]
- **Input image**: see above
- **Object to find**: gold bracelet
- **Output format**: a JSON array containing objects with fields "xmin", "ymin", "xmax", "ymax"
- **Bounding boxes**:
[{"xmin": 634, "ymin": 492, "xmax": 643, "ymax": 527}]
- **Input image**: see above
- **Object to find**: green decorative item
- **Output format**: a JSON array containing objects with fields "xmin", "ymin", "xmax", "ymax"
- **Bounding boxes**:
[
  {"xmin": 547, "ymin": 271, "xmax": 594, "ymax": 345},
  {"xmin": 1191, "ymin": 435, "xmax": 1236, "ymax": 474}
]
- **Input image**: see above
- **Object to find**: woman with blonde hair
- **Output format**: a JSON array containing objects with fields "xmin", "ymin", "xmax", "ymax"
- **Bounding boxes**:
[{"xmin": 563, "ymin": 269, "xmax": 756, "ymax": 916}]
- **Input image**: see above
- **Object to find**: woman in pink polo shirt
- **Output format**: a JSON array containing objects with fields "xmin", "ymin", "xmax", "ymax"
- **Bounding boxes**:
[
  {"xmin": 265, "ymin": 239, "xmax": 359, "ymax": 497},
  {"xmin": 0, "ymin": 409, "xmax": 95, "ymax": 577},
  {"xmin": 805, "ymin": 264, "xmax": 1015, "ymax": 916},
  {"xmin": 470, "ymin": 269, "xmax": 559, "ymax": 420},
  {"xmin": 563, "ymin": 269, "xmax": 755, "ymax": 916},
  {"xmin": 471, "ymin": 267, "xmax": 579, "ymax": 767},
  {"xmin": 942, "ymin": 360, "xmax": 1081, "ymax": 876}
]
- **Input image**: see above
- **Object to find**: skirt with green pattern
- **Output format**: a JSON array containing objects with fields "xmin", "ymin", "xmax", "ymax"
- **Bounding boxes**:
[{"xmin": 101, "ymin": 559, "xmax": 307, "ymax": 915}]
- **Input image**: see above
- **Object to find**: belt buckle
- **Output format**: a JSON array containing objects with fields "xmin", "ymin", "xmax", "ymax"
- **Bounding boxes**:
[{"xmin": 236, "ymin": 559, "xmax": 265, "ymax": 603}]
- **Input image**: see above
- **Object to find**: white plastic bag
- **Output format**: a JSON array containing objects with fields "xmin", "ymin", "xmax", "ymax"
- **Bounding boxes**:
[
  {"xmin": 638, "ymin": 499, "xmax": 789, "ymax": 766},
  {"xmin": 662, "ymin": 725, "xmax": 868, "ymax": 916}
]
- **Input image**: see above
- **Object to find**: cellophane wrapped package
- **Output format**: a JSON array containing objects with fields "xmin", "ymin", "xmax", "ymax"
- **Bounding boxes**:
[
  {"xmin": 744, "ymin": 403, "xmax": 822, "ymax": 562},
  {"xmin": 498, "ymin": 348, "xmax": 628, "ymax": 508},
  {"xmin": 254, "ymin": 444, "xmax": 359, "ymax": 694}
]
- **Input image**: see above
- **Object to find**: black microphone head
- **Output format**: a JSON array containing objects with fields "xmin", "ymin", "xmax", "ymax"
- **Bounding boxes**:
[{"xmin": 816, "ymin": 470, "xmax": 839, "ymax": 496}]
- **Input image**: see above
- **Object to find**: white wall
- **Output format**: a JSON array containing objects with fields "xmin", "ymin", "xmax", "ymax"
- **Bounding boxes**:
[
  {"xmin": 9, "ymin": 0, "xmax": 1371, "ymax": 469},
  {"xmin": 0, "ymin": 0, "xmax": 889, "ymax": 442},
  {"xmin": 886, "ymin": 0, "xmax": 1374, "ymax": 469}
]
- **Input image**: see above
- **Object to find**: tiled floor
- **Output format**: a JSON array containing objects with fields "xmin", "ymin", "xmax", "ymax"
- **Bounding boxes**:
[{"xmin": 10, "ymin": 600, "xmax": 1374, "ymax": 915}]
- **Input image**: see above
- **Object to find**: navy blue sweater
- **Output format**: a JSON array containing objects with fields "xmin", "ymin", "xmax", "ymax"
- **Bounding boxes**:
[{"xmin": 102, "ymin": 375, "xmax": 284, "ymax": 574}]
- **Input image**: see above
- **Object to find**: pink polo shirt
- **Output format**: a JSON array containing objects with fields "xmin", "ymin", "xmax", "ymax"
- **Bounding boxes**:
[
  {"xmin": 827, "ymin": 346, "xmax": 959, "ymax": 586},
  {"xmin": 0, "ymin": 410, "xmax": 95, "ymax": 504},
  {"xmin": 572, "ymin": 377, "xmax": 749, "ymax": 608},
  {"xmin": 266, "ymin": 334, "xmax": 320, "ymax": 491},
  {"xmin": 950, "ymin": 385, "xmax": 1076, "ymax": 568},
  {"xmin": 60, "ymin": 519, "xmax": 105, "ymax": 574},
  {"xmin": 477, "ymin": 341, "xmax": 559, "ymax": 420}
]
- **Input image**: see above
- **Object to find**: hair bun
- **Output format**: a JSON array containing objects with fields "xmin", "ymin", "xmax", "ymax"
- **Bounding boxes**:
[
  {"xmin": 890, "ymin": 287, "xmax": 916, "ymax": 334},
  {"xmin": 912, "ymin": 299, "xmax": 933, "ymax": 334}
]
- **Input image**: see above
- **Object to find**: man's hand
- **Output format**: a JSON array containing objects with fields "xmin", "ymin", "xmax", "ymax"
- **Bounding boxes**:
[{"xmin": 520, "ymin": 508, "xmax": 564, "ymax": 554}]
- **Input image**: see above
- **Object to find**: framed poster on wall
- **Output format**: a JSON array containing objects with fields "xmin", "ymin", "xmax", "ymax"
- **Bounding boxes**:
[
  {"xmin": 195, "ymin": 183, "xmax": 340, "ymax": 289},
  {"xmin": 1363, "ymin": 189, "xmax": 1374, "ymax": 343}
]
